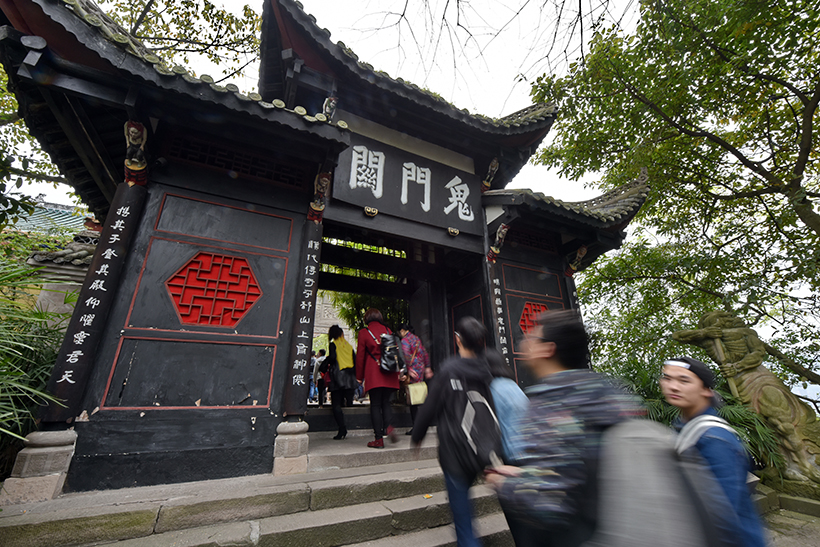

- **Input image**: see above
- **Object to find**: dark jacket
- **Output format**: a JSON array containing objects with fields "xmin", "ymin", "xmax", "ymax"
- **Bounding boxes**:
[
  {"xmin": 411, "ymin": 355, "xmax": 495, "ymax": 480},
  {"xmin": 496, "ymin": 368, "xmax": 642, "ymax": 547}
]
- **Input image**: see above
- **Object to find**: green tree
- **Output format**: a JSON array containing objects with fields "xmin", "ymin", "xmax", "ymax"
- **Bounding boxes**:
[
  {"xmin": 0, "ymin": 258, "xmax": 68, "ymax": 478},
  {"xmin": 0, "ymin": 1, "xmax": 260, "ymax": 225},
  {"xmin": 327, "ymin": 291, "xmax": 409, "ymax": 334},
  {"xmin": 532, "ymin": 0, "xmax": 820, "ymax": 386}
]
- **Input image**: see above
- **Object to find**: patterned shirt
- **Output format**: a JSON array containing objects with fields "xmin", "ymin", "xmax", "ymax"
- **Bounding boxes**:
[
  {"xmin": 400, "ymin": 331, "xmax": 430, "ymax": 383},
  {"xmin": 497, "ymin": 369, "xmax": 642, "ymax": 538}
]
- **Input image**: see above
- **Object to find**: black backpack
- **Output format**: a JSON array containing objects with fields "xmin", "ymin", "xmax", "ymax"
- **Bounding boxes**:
[
  {"xmin": 365, "ymin": 328, "xmax": 405, "ymax": 373},
  {"xmin": 438, "ymin": 374, "xmax": 503, "ymax": 476}
]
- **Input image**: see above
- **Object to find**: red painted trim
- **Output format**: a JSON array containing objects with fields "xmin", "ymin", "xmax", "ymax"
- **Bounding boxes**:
[
  {"xmin": 507, "ymin": 293, "xmax": 565, "ymax": 355},
  {"xmin": 120, "ymin": 327, "xmax": 280, "ymax": 342},
  {"xmin": 125, "ymin": 236, "xmax": 288, "ymax": 336},
  {"xmin": 100, "ymin": 336, "xmax": 277, "ymax": 410},
  {"xmin": 154, "ymin": 192, "xmax": 294, "ymax": 253},
  {"xmin": 99, "ymin": 335, "xmax": 127, "ymax": 411},
  {"xmin": 271, "ymin": 0, "xmax": 335, "ymax": 75},
  {"xmin": 501, "ymin": 262, "xmax": 565, "ymax": 300},
  {"xmin": 123, "ymin": 236, "xmax": 158, "ymax": 328},
  {"xmin": 165, "ymin": 252, "xmax": 263, "ymax": 328}
]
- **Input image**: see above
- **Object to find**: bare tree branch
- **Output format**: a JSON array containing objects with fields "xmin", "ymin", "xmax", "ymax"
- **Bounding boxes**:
[
  {"xmin": 0, "ymin": 112, "xmax": 21, "ymax": 127},
  {"xmin": 130, "ymin": 0, "xmax": 157, "ymax": 35},
  {"xmin": 8, "ymin": 166, "xmax": 67, "ymax": 184},
  {"xmin": 764, "ymin": 342, "xmax": 820, "ymax": 386}
]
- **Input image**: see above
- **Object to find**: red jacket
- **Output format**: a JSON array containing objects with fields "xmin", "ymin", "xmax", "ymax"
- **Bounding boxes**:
[{"xmin": 356, "ymin": 321, "xmax": 401, "ymax": 393}]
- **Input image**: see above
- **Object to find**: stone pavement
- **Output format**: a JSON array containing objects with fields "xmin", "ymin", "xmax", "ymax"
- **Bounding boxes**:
[{"xmin": 766, "ymin": 509, "xmax": 820, "ymax": 546}]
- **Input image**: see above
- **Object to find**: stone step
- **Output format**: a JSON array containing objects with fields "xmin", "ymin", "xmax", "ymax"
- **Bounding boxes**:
[
  {"xmin": 0, "ymin": 458, "xmax": 447, "ymax": 547},
  {"xmin": 307, "ymin": 429, "xmax": 438, "ymax": 472},
  {"xmin": 347, "ymin": 512, "xmax": 513, "ymax": 547},
  {"xmin": 83, "ymin": 484, "xmax": 504, "ymax": 547}
]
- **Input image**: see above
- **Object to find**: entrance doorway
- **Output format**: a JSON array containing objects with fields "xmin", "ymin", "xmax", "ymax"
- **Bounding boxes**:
[{"xmin": 303, "ymin": 219, "xmax": 488, "ymax": 431}]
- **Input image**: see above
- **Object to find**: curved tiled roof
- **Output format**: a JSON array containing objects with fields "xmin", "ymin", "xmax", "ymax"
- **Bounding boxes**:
[
  {"xmin": 483, "ymin": 169, "xmax": 650, "ymax": 228},
  {"xmin": 10, "ymin": 202, "xmax": 85, "ymax": 233},
  {"xmin": 31, "ymin": 0, "xmax": 351, "ymax": 136},
  {"xmin": 276, "ymin": 0, "xmax": 557, "ymax": 135}
]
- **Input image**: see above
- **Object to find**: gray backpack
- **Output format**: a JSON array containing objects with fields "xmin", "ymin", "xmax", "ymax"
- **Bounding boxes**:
[{"xmin": 584, "ymin": 417, "xmax": 744, "ymax": 547}]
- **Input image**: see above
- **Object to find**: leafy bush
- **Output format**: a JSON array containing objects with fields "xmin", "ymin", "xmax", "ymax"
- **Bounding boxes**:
[
  {"xmin": 0, "ymin": 258, "xmax": 68, "ymax": 478},
  {"xmin": 602, "ymin": 355, "xmax": 786, "ymax": 472}
]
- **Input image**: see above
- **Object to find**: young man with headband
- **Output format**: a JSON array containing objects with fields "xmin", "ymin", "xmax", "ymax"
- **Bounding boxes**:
[{"xmin": 660, "ymin": 356, "xmax": 767, "ymax": 547}]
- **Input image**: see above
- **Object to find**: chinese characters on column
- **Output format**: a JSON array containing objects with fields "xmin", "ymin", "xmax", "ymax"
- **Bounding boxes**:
[
  {"xmin": 492, "ymin": 276, "xmax": 512, "ymax": 366},
  {"xmin": 62, "ymin": 205, "xmax": 131, "ymax": 359},
  {"xmin": 290, "ymin": 238, "xmax": 322, "ymax": 388},
  {"xmin": 45, "ymin": 195, "xmax": 141, "ymax": 422}
]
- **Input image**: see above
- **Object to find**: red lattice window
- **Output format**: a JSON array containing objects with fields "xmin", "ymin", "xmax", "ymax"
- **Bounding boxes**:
[
  {"xmin": 166, "ymin": 252, "xmax": 262, "ymax": 327},
  {"xmin": 519, "ymin": 302, "xmax": 551, "ymax": 334}
]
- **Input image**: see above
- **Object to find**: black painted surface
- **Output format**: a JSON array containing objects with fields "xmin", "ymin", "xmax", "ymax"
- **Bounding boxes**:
[
  {"xmin": 125, "ymin": 237, "xmax": 288, "ymax": 334},
  {"xmin": 105, "ymin": 340, "xmax": 275, "ymax": 408},
  {"xmin": 333, "ymin": 134, "xmax": 484, "ymax": 236},
  {"xmin": 68, "ymin": 168, "xmax": 307, "ymax": 490},
  {"xmin": 66, "ymin": 445, "xmax": 274, "ymax": 492}
]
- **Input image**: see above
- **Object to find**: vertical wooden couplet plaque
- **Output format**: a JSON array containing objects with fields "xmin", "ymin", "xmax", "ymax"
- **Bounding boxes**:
[
  {"xmin": 282, "ymin": 219, "xmax": 324, "ymax": 417},
  {"xmin": 43, "ymin": 183, "xmax": 148, "ymax": 423},
  {"xmin": 485, "ymin": 259, "xmax": 514, "ymax": 367}
]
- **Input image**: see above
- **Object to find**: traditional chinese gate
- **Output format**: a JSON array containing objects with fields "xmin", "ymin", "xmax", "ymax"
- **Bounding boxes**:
[{"xmin": 0, "ymin": 0, "xmax": 648, "ymax": 495}]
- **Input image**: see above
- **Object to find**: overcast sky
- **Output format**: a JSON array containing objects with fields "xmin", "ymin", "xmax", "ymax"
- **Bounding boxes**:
[{"xmin": 25, "ymin": 0, "xmax": 640, "ymax": 206}]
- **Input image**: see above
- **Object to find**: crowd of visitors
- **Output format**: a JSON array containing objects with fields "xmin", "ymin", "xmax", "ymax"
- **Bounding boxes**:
[{"xmin": 304, "ymin": 307, "xmax": 768, "ymax": 546}]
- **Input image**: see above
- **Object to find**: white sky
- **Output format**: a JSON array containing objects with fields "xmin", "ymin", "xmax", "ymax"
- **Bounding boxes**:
[{"xmin": 25, "ymin": 0, "xmax": 640, "ymax": 206}]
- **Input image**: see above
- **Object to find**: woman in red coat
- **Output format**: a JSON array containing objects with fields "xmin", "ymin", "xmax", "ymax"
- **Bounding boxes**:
[{"xmin": 356, "ymin": 308, "xmax": 401, "ymax": 448}]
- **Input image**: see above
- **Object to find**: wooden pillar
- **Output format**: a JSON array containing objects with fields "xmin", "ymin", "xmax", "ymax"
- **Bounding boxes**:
[{"xmin": 42, "ymin": 182, "xmax": 148, "ymax": 423}]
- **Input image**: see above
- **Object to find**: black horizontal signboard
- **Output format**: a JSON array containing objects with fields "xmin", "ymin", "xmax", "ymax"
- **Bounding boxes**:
[{"xmin": 333, "ymin": 134, "xmax": 483, "ymax": 235}]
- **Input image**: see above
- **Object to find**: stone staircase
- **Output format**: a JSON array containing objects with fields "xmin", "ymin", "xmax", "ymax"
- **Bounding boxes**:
[{"xmin": 0, "ymin": 430, "xmax": 513, "ymax": 547}]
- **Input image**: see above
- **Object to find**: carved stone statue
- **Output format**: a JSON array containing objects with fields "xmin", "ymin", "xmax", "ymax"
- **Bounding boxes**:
[
  {"xmin": 307, "ymin": 172, "xmax": 331, "ymax": 224},
  {"xmin": 322, "ymin": 96, "xmax": 337, "ymax": 120},
  {"xmin": 124, "ymin": 121, "xmax": 147, "ymax": 168},
  {"xmin": 123, "ymin": 120, "xmax": 148, "ymax": 186},
  {"xmin": 674, "ymin": 311, "xmax": 820, "ymax": 486}
]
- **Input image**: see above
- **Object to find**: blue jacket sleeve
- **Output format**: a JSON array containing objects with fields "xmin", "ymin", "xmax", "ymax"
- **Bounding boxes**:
[{"xmin": 696, "ymin": 429, "xmax": 751, "ymax": 518}]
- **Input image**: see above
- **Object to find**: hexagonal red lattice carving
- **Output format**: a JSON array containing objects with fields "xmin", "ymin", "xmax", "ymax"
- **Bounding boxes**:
[
  {"xmin": 166, "ymin": 252, "xmax": 262, "ymax": 327},
  {"xmin": 519, "ymin": 302, "xmax": 550, "ymax": 334}
]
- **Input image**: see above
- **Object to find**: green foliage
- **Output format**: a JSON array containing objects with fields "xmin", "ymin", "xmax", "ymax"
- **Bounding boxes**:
[
  {"xmin": 326, "ymin": 291, "xmax": 409, "ymax": 334},
  {"xmin": 599, "ymin": 356, "xmax": 786, "ymax": 472},
  {"xmin": 0, "ymin": 154, "xmax": 37, "ymax": 229},
  {"xmin": 534, "ymin": 0, "xmax": 820, "ymax": 385},
  {"xmin": 0, "ymin": 258, "xmax": 68, "ymax": 477},
  {"xmin": 0, "ymin": 1, "xmax": 261, "ymax": 217},
  {"xmin": 1, "ymin": 226, "xmax": 75, "ymax": 261},
  {"xmin": 99, "ymin": 1, "xmax": 261, "ymax": 81}
]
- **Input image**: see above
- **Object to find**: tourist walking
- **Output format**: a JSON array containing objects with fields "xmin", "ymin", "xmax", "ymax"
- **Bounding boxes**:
[
  {"xmin": 660, "ymin": 356, "xmax": 767, "ymax": 547},
  {"xmin": 398, "ymin": 323, "xmax": 431, "ymax": 435},
  {"xmin": 411, "ymin": 316, "xmax": 498, "ymax": 547},
  {"xmin": 323, "ymin": 325, "xmax": 357, "ymax": 440},
  {"xmin": 484, "ymin": 309, "xmax": 641, "ymax": 547},
  {"xmin": 356, "ymin": 308, "xmax": 401, "ymax": 448},
  {"xmin": 313, "ymin": 349, "xmax": 327, "ymax": 407}
]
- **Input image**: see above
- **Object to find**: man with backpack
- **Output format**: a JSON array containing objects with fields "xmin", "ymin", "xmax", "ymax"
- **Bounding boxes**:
[
  {"xmin": 411, "ymin": 316, "xmax": 502, "ymax": 547},
  {"xmin": 660, "ymin": 356, "xmax": 767, "ymax": 547},
  {"xmin": 484, "ymin": 310, "xmax": 641, "ymax": 547}
]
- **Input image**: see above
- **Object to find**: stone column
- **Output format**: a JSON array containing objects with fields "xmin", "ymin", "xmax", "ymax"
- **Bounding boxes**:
[
  {"xmin": 0, "ymin": 430, "xmax": 77, "ymax": 505},
  {"xmin": 272, "ymin": 420, "xmax": 309, "ymax": 476}
]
